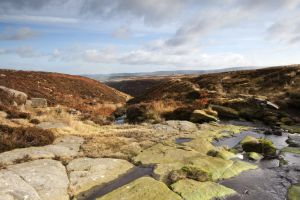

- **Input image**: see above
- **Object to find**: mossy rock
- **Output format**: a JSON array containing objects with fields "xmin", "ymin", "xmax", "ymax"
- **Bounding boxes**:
[
  {"xmin": 171, "ymin": 179, "xmax": 236, "ymax": 200},
  {"xmin": 187, "ymin": 156, "xmax": 257, "ymax": 181},
  {"xmin": 281, "ymin": 147, "xmax": 300, "ymax": 155},
  {"xmin": 169, "ymin": 166, "xmax": 212, "ymax": 183},
  {"xmin": 247, "ymin": 152, "xmax": 263, "ymax": 161},
  {"xmin": 211, "ymin": 105, "xmax": 239, "ymax": 119},
  {"xmin": 97, "ymin": 177, "xmax": 182, "ymax": 200},
  {"xmin": 240, "ymin": 136, "xmax": 258, "ymax": 145},
  {"xmin": 241, "ymin": 137, "xmax": 277, "ymax": 158},
  {"xmin": 288, "ymin": 184, "xmax": 300, "ymax": 200}
]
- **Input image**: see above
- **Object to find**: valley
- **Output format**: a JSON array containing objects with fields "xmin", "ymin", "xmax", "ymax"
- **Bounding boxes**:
[{"xmin": 0, "ymin": 65, "xmax": 299, "ymax": 200}]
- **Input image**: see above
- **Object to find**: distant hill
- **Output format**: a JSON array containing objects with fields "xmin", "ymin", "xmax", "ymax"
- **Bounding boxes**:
[
  {"xmin": 83, "ymin": 66, "xmax": 256, "ymax": 82},
  {"xmin": 0, "ymin": 69, "xmax": 129, "ymax": 116}
]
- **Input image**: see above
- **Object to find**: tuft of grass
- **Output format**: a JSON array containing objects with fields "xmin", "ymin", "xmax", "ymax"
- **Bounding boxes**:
[{"xmin": 0, "ymin": 124, "xmax": 55, "ymax": 153}]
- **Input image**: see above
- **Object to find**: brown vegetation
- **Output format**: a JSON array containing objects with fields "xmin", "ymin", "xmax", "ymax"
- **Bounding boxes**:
[
  {"xmin": 0, "ymin": 125, "xmax": 55, "ymax": 152},
  {"xmin": 0, "ymin": 69, "xmax": 128, "ymax": 116}
]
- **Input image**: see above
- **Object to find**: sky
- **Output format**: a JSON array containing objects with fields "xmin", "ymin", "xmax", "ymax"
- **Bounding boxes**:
[{"xmin": 0, "ymin": 0, "xmax": 300, "ymax": 74}]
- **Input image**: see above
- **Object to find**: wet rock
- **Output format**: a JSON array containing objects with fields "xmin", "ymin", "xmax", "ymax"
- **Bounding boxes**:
[
  {"xmin": 31, "ymin": 98, "xmax": 47, "ymax": 108},
  {"xmin": 67, "ymin": 157, "xmax": 134, "ymax": 197},
  {"xmin": 96, "ymin": 177, "xmax": 182, "ymax": 200},
  {"xmin": 241, "ymin": 136, "xmax": 277, "ymax": 158},
  {"xmin": 171, "ymin": 179, "xmax": 236, "ymax": 200},
  {"xmin": 0, "ymin": 136, "xmax": 83, "ymax": 166},
  {"xmin": 190, "ymin": 110, "xmax": 218, "ymax": 123},
  {"xmin": 288, "ymin": 184, "xmax": 300, "ymax": 200},
  {"xmin": 7, "ymin": 159, "xmax": 69, "ymax": 200},
  {"xmin": 211, "ymin": 105, "xmax": 240, "ymax": 119},
  {"xmin": 264, "ymin": 129, "xmax": 283, "ymax": 136},
  {"xmin": 286, "ymin": 135, "xmax": 300, "ymax": 147},
  {"xmin": 0, "ymin": 170, "xmax": 41, "ymax": 200},
  {"xmin": 207, "ymin": 149, "xmax": 237, "ymax": 160}
]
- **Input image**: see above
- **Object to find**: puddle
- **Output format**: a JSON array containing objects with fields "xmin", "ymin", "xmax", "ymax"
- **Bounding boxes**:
[
  {"xmin": 115, "ymin": 115, "xmax": 126, "ymax": 125},
  {"xmin": 82, "ymin": 166, "xmax": 153, "ymax": 200},
  {"xmin": 175, "ymin": 137, "xmax": 193, "ymax": 144}
]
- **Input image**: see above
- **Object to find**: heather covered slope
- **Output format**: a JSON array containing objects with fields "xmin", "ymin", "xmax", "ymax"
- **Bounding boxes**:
[
  {"xmin": 130, "ymin": 65, "xmax": 300, "ymax": 107},
  {"xmin": 0, "ymin": 69, "xmax": 129, "ymax": 115}
]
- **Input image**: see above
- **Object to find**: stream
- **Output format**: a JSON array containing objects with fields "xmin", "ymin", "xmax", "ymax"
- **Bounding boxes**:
[{"xmin": 82, "ymin": 123, "xmax": 300, "ymax": 200}]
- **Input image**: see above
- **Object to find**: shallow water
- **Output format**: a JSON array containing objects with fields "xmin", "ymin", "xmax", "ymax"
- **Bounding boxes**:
[
  {"xmin": 82, "ymin": 166, "xmax": 153, "ymax": 200},
  {"xmin": 175, "ymin": 137, "xmax": 193, "ymax": 144}
]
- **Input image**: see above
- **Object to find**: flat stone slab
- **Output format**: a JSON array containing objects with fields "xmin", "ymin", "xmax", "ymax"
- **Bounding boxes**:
[
  {"xmin": 6, "ymin": 159, "xmax": 69, "ymax": 200},
  {"xmin": 97, "ymin": 177, "xmax": 182, "ymax": 200},
  {"xmin": 171, "ymin": 179, "xmax": 236, "ymax": 200},
  {"xmin": 67, "ymin": 157, "xmax": 134, "ymax": 196},
  {"xmin": 0, "ymin": 170, "xmax": 41, "ymax": 200},
  {"xmin": 0, "ymin": 136, "xmax": 84, "ymax": 166}
]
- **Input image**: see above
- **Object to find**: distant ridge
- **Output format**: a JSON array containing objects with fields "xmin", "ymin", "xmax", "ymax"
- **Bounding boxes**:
[{"xmin": 83, "ymin": 66, "xmax": 256, "ymax": 82}]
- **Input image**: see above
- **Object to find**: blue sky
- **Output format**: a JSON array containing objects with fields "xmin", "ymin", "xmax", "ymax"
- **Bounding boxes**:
[{"xmin": 0, "ymin": 0, "xmax": 300, "ymax": 74}]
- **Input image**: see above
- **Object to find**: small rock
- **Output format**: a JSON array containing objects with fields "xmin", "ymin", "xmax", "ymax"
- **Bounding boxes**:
[{"xmin": 31, "ymin": 98, "xmax": 47, "ymax": 108}]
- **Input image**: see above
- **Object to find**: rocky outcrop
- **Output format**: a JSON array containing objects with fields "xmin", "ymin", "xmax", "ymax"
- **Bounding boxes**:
[
  {"xmin": 211, "ymin": 105, "xmax": 239, "ymax": 119},
  {"xmin": 97, "ymin": 177, "xmax": 182, "ymax": 200},
  {"xmin": 67, "ymin": 157, "xmax": 134, "ymax": 197},
  {"xmin": 0, "ymin": 85, "xmax": 27, "ymax": 105},
  {"xmin": 3, "ymin": 159, "xmax": 69, "ymax": 200},
  {"xmin": 0, "ymin": 136, "xmax": 84, "ymax": 166},
  {"xmin": 190, "ymin": 110, "xmax": 218, "ymax": 123},
  {"xmin": 0, "ymin": 170, "xmax": 41, "ymax": 200}
]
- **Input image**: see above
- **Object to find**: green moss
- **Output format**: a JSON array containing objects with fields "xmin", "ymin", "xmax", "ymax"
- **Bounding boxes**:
[
  {"xmin": 207, "ymin": 149, "xmax": 237, "ymax": 160},
  {"xmin": 171, "ymin": 179, "xmax": 236, "ymax": 200},
  {"xmin": 281, "ymin": 147, "xmax": 300, "ymax": 155},
  {"xmin": 288, "ymin": 184, "xmax": 300, "ymax": 200},
  {"xmin": 97, "ymin": 177, "xmax": 182, "ymax": 200},
  {"xmin": 221, "ymin": 160, "xmax": 257, "ymax": 179},
  {"xmin": 247, "ymin": 152, "xmax": 263, "ymax": 161},
  {"xmin": 240, "ymin": 136, "xmax": 258, "ymax": 145}
]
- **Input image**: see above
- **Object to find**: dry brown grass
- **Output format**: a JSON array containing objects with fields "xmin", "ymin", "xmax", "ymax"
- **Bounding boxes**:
[{"xmin": 0, "ymin": 125, "xmax": 55, "ymax": 153}]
